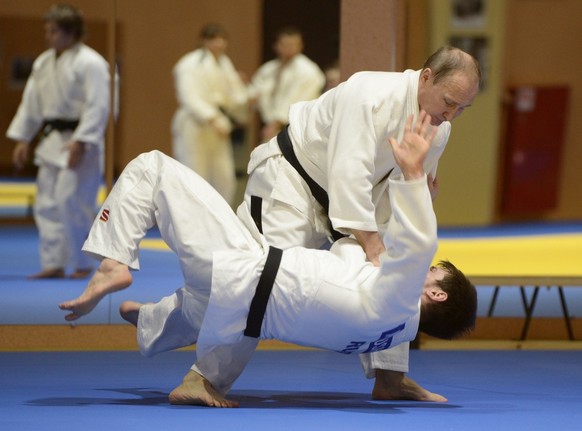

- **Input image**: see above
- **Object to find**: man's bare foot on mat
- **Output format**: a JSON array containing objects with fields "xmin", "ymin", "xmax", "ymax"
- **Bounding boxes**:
[
  {"xmin": 372, "ymin": 370, "xmax": 447, "ymax": 402},
  {"xmin": 169, "ymin": 370, "xmax": 239, "ymax": 408}
]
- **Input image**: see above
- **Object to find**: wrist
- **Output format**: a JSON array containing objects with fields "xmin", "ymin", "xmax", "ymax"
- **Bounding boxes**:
[{"xmin": 402, "ymin": 168, "xmax": 424, "ymax": 181}]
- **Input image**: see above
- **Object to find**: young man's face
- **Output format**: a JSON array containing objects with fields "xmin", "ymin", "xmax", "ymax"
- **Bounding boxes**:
[
  {"xmin": 425, "ymin": 265, "xmax": 447, "ymax": 286},
  {"xmin": 420, "ymin": 266, "xmax": 448, "ymax": 305},
  {"xmin": 204, "ymin": 36, "xmax": 228, "ymax": 57},
  {"xmin": 274, "ymin": 34, "xmax": 303, "ymax": 62},
  {"xmin": 417, "ymin": 69, "xmax": 479, "ymax": 126},
  {"xmin": 44, "ymin": 21, "xmax": 75, "ymax": 53}
]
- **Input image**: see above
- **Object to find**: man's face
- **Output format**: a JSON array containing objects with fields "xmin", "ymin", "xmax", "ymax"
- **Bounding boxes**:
[
  {"xmin": 420, "ymin": 265, "xmax": 448, "ymax": 306},
  {"xmin": 417, "ymin": 69, "xmax": 479, "ymax": 126},
  {"xmin": 204, "ymin": 36, "xmax": 228, "ymax": 57},
  {"xmin": 44, "ymin": 21, "xmax": 75, "ymax": 53},
  {"xmin": 424, "ymin": 265, "xmax": 447, "ymax": 287},
  {"xmin": 274, "ymin": 34, "xmax": 303, "ymax": 62}
]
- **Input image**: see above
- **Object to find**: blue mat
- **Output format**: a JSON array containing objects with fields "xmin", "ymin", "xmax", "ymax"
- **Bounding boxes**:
[
  {"xmin": 0, "ymin": 350, "xmax": 580, "ymax": 430},
  {"xmin": 0, "ymin": 225, "xmax": 182, "ymax": 324}
]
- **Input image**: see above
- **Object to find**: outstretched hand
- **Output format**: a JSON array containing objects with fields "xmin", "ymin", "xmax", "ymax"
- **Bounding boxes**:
[{"xmin": 388, "ymin": 110, "xmax": 437, "ymax": 181}]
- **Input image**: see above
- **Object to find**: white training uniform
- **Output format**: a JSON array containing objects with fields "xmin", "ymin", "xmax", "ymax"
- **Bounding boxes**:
[
  {"xmin": 250, "ymin": 53, "xmax": 325, "ymax": 127},
  {"xmin": 171, "ymin": 48, "xmax": 248, "ymax": 204},
  {"xmin": 82, "ymin": 150, "xmax": 436, "ymax": 396},
  {"xmin": 6, "ymin": 42, "xmax": 110, "ymax": 272},
  {"xmin": 240, "ymin": 69, "xmax": 451, "ymax": 377}
]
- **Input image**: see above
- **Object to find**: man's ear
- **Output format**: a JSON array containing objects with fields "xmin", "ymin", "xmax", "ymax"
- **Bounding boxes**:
[
  {"xmin": 427, "ymin": 288, "xmax": 447, "ymax": 302},
  {"xmin": 420, "ymin": 68, "xmax": 433, "ymax": 83}
]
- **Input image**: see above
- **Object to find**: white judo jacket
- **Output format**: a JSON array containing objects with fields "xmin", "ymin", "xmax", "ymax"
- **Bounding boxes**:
[
  {"xmin": 250, "ymin": 53, "xmax": 325, "ymax": 125},
  {"xmin": 246, "ymin": 69, "xmax": 451, "ymax": 238},
  {"xmin": 172, "ymin": 48, "xmax": 248, "ymax": 132},
  {"xmin": 6, "ymin": 43, "xmax": 110, "ymax": 168},
  {"xmin": 198, "ymin": 174, "xmax": 436, "ymax": 355}
]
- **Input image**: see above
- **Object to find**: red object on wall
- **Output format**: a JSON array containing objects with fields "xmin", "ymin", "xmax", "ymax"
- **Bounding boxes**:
[{"xmin": 500, "ymin": 86, "xmax": 570, "ymax": 215}]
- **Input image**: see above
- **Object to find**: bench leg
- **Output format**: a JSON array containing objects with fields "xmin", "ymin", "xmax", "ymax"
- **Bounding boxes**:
[
  {"xmin": 487, "ymin": 286, "xmax": 500, "ymax": 317},
  {"xmin": 520, "ymin": 286, "xmax": 540, "ymax": 341},
  {"xmin": 557, "ymin": 287, "xmax": 575, "ymax": 341}
]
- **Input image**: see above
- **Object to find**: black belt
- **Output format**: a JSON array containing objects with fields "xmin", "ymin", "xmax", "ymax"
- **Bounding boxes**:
[
  {"xmin": 243, "ymin": 246, "xmax": 283, "ymax": 338},
  {"xmin": 42, "ymin": 119, "xmax": 79, "ymax": 137},
  {"xmin": 276, "ymin": 126, "xmax": 345, "ymax": 241}
]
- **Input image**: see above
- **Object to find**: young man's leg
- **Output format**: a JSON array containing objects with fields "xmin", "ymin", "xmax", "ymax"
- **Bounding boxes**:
[
  {"xmin": 83, "ymin": 150, "xmax": 262, "ymax": 284},
  {"xmin": 62, "ymin": 150, "xmax": 261, "ymax": 327}
]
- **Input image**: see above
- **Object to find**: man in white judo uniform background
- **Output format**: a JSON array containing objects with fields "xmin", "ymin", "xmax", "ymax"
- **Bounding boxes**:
[
  {"xmin": 249, "ymin": 26, "xmax": 325, "ymax": 142},
  {"xmin": 240, "ymin": 45, "xmax": 481, "ymax": 401},
  {"xmin": 59, "ymin": 111, "xmax": 477, "ymax": 408},
  {"xmin": 171, "ymin": 23, "xmax": 249, "ymax": 205},
  {"xmin": 6, "ymin": 3, "xmax": 110, "ymax": 279}
]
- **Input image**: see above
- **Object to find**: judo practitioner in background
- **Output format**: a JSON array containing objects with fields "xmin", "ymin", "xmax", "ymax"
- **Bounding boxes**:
[
  {"xmin": 171, "ymin": 23, "xmax": 249, "ymax": 205},
  {"xmin": 6, "ymin": 3, "xmax": 110, "ymax": 279},
  {"xmin": 59, "ymin": 111, "xmax": 477, "ymax": 408},
  {"xmin": 249, "ymin": 26, "xmax": 325, "ymax": 142}
]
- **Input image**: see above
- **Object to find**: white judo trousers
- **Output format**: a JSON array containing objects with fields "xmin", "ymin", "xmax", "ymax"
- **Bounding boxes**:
[
  {"xmin": 171, "ymin": 110, "xmax": 237, "ymax": 204},
  {"xmin": 35, "ymin": 142, "xmax": 102, "ymax": 270},
  {"xmin": 83, "ymin": 150, "xmax": 264, "ymax": 394}
]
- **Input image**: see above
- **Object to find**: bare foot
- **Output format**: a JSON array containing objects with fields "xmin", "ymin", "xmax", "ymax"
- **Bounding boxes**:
[
  {"xmin": 372, "ymin": 370, "xmax": 447, "ymax": 402},
  {"xmin": 28, "ymin": 268, "xmax": 65, "ymax": 279},
  {"xmin": 58, "ymin": 258, "xmax": 133, "ymax": 321},
  {"xmin": 119, "ymin": 301, "xmax": 143, "ymax": 327},
  {"xmin": 169, "ymin": 370, "xmax": 239, "ymax": 408}
]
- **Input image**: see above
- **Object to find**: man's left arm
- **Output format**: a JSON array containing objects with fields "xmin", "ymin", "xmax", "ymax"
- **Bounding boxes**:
[{"xmin": 69, "ymin": 53, "xmax": 110, "ymax": 167}]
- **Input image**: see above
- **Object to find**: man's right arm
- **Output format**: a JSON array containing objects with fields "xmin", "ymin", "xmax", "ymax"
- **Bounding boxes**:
[
  {"xmin": 351, "ymin": 229, "xmax": 385, "ymax": 267},
  {"xmin": 12, "ymin": 142, "xmax": 31, "ymax": 171}
]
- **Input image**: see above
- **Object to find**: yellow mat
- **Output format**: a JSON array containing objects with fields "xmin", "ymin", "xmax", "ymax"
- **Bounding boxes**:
[
  {"xmin": 0, "ymin": 183, "xmax": 107, "ymax": 205},
  {"xmin": 436, "ymin": 234, "xmax": 582, "ymax": 277},
  {"xmin": 142, "ymin": 233, "xmax": 582, "ymax": 278}
]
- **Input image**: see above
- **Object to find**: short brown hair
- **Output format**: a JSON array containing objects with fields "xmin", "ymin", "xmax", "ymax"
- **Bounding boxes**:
[
  {"xmin": 418, "ymin": 260, "xmax": 477, "ymax": 339},
  {"xmin": 44, "ymin": 3, "xmax": 85, "ymax": 41},
  {"xmin": 200, "ymin": 23, "xmax": 228, "ymax": 40}
]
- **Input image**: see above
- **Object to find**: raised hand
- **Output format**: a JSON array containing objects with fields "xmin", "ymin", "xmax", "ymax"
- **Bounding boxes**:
[{"xmin": 388, "ymin": 110, "xmax": 437, "ymax": 181}]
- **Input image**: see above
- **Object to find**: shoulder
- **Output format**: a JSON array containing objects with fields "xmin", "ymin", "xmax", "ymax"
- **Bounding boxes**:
[
  {"xmin": 293, "ymin": 54, "xmax": 323, "ymax": 72},
  {"xmin": 75, "ymin": 44, "xmax": 108, "ymax": 68},
  {"xmin": 78, "ymin": 44, "xmax": 105, "ymax": 59},
  {"xmin": 175, "ymin": 49, "xmax": 204, "ymax": 67},
  {"xmin": 295, "ymin": 54, "xmax": 319, "ymax": 67},
  {"xmin": 32, "ymin": 49, "xmax": 54, "ymax": 70},
  {"xmin": 340, "ymin": 71, "xmax": 408, "ymax": 103},
  {"xmin": 255, "ymin": 58, "xmax": 279, "ymax": 74},
  {"xmin": 347, "ymin": 70, "xmax": 409, "ymax": 87}
]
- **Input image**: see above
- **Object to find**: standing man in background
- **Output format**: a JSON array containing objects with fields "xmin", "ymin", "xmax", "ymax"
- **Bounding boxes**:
[
  {"xmin": 6, "ymin": 3, "xmax": 110, "ymax": 280},
  {"xmin": 250, "ymin": 27, "xmax": 325, "ymax": 142},
  {"xmin": 171, "ymin": 24, "xmax": 249, "ymax": 206}
]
